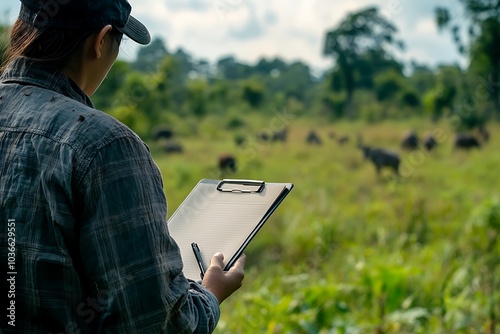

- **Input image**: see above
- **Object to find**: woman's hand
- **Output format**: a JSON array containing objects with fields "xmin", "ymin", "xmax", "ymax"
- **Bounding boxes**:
[{"xmin": 202, "ymin": 253, "xmax": 246, "ymax": 304}]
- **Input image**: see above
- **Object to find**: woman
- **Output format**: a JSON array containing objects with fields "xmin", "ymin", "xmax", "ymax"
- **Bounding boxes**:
[{"xmin": 0, "ymin": 0, "xmax": 245, "ymax": 333}]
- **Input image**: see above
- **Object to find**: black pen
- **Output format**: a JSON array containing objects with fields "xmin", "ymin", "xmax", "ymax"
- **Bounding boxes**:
[{"xmin": 191, "ymin": 242, "xmax": 206, "ymax": 280}]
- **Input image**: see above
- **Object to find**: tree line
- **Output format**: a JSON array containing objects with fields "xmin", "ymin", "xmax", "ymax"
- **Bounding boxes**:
[{"xmin": 1, "ymin": 1, "xmax": 498, "ymax": 140}]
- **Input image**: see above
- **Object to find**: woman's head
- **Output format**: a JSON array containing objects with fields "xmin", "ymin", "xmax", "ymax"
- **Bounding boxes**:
[
  {"xmin": 2, "ymin": 19, "xmax": 123, "ymax": 71},
  {"xmin": 16, "ymin": 0, "xmax": 150, "ymax": 44},
  {"xmin": 1, "ymin": 0, "xmax": 150, "ymax": 95}
]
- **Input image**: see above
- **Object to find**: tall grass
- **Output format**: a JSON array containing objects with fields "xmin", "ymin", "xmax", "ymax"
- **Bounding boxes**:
[{"xmin": 151, "ymin": 116, "xmax": 499, "ymax": 333}]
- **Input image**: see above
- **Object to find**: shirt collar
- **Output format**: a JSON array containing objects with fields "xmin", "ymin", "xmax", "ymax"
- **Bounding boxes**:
[{"xmin": 0, "ymin": 57, "xmax": 95, "ymax": 108}]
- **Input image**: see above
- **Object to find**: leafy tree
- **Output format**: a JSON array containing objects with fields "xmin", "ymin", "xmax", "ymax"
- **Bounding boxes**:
[
  {"xmin": 327, "ymin": 69, "xmax": 344, "ymax": 92},
  {"xmin": 399, "ymin": 89, "xmax": 421, "ymax": 108},
  {"xmin": 93, "ymin": 60, "xmax": 131, "ymax": 111},
  {"xmin": 323, "ymin": 6, "xmax": 404, "ymax": 115},
  {"xmin": 241, "ymin": 79, "xmax": 265, "ymax": 108},
  {"xmin": 216, "ymin": 56, "xmax": 252, "ymax": 80},
  {"xmin": 272, "ymin": 61, "xmax": 314, "ymax": 101},
  {"xmin": 114, "ymin": 72, "xmax": 158, "ymax": 120},
  {"xmin": 423, "ymin": 66, "xmax": 462, "ymax": 120},
  {"xmin": 172, "ymin": 48, "xmax": 194, "ymax": 82},
  {"xmin": 107, "ymin": 104, "xmax": 149, "ymax": 138},
  {"xmin": 354, "ymin": 48, "xmax": 404, "ymax": 90},
  {"xmin": 132, "ymin": 37, "xmax": 168, "ymax": 73},
  {"xmin": 208, "ymin": 79, "xmax": 230, "ymax": 104},
  {"xmin": 252, "ymin": 59, "xmax": 318, "ymax": 108},
  {"xmin": 469, "ymin": 18, "xmax": 500, "ymax": 115},
  {"xmin": 192, "ymin": 58, "xmax": 213, "ymax": 79},
  {"xmin": 407, "ymin": 62, "xmax": 437, "ymax": 95},
  {"xmin": 184, "ymin": 79, "xmax": 208, "ymax": 117},
  {"xmin": 155, "ymin": 54, "xmax": 188, "ymax": 112},
  {"xmin": 435, "ymin": 1, "xmax": 500, "ymax": 114},
  {"xmin": 373, "ymin": 70, "xmax": 405, "ymax": 102},
  {"xmin": 321, "ymin": 91, "xmax": 346, "ymax": 119},
  {"xmin": 254, "ymin": 57, "xmax": 287, "ymax": 76}
]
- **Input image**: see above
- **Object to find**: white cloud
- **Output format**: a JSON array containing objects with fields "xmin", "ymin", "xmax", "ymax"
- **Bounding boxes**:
[{"xmin": 415, "ymin": 17, "xmax": 438, "ymax": 35}]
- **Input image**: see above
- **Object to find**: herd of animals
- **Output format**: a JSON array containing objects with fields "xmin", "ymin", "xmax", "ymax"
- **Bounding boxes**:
[
  {"xmin": 150, "ymin": 123, "xmax": 491, "ymax": 177},
  {"xmin": 354, "ymin": 127, "xmax": 489, "ymax": 176}
]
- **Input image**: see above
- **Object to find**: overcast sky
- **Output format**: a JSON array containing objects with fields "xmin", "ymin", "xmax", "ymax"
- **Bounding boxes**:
[{"xmin": 1, "ymin": 0, "xmax": 468, "ymax": 72}]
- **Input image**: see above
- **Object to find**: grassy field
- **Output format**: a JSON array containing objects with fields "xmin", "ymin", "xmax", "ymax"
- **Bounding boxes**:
[{"xmin": 150, "ymin": 115, "xmax": 500, "ymax": 333}]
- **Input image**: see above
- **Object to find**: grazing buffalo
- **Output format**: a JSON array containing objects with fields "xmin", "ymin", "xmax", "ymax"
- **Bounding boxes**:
[
  {"xmin": 337, "ymin": 135, "xmax": 349, "ymax": 145},
  {"xmin": 423, "ymin": 135, "xmax": 437, "ymax": 151},
  {"xmin": 257, "ymin": 131, "xmax": 271, "ymax": 142},
  {"xmin": 401, "ymin": 131, "xmax": 419, "ymax": 150},
  {"xmin": 306, "ymin": 130, "xmax": 322, "ymax": 145},
  {"xmin": 152, "ymin": 125, "xmax": 174, "ymax": 141},
  {"xmin": 162, "ymin": 141, "xmax": 183, "ymax": 154},
  {"xmin": 218, "ymin": 154, "xmax": 237, "ymax": 173},
  {"xmin": 257, "ymin": 127, "xmax": 288, "ymax": 143},
  {"xmin": 272, "ymin": 127, "xmax": 288, "ymax": 142},
  {"xmin": 360, "ymin": 146, "xmax": 400, "ymax": 175},
  {"xmin": 454, "ymin": 134, "xmax": 481, "ymax": 150}
]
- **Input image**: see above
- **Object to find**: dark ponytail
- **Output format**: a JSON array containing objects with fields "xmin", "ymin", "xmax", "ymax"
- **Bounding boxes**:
[{"xmin": 1, "ymin": 18, "xmax": 122, "ymax": 72}]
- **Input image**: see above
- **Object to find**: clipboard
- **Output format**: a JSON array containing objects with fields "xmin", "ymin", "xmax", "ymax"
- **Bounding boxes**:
[{"xmin": 167, "ymin": 179, "xmax": 294, "ymax": 281}]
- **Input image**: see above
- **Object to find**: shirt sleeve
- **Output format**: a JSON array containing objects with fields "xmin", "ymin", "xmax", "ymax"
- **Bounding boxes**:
[{"xmin": 76, "ymin": 135, "xmax": 220, "ymax": 333}]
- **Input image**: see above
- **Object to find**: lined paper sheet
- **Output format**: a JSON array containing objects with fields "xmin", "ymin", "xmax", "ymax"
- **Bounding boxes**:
[{"xmin": 167, "ymin": 179, "xmax": 293, "ymax": 281}]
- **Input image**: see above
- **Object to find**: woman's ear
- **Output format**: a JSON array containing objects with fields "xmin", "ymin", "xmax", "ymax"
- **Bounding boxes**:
[{"xmin": 92, "ymin": 25, "xmax": 113, "ymax": 59}]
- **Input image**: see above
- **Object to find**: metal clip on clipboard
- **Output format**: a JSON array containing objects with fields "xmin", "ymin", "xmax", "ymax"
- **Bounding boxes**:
[{"xmin": 216, "ymin": 179, "xmax": 265, "ymax": 193}]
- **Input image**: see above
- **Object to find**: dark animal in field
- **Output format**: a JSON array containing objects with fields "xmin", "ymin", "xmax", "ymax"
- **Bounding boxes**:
[
  {"xmin": 257, "ymin": 130, "xmax": 271, "ymax": 142},
  {"xmin": 359, "ymin": 146, "xmax": 400, "ymax": 175},
  {"xmin": 337, "ymin": 135, "xmax": 349, "ymax": 145},
  {"xmin": 272, "ymin": 127, "xmax": 288, "ymax": 142},
  {"xmin": 234, "ymin": 134, "xmax": 246, "ymax": 147},
  {"xmin": 423, "ymin": 135, "xmax": 437, "ymax": 151},
  {"xmin": 454, "ymin": 134, "xmax": 481, "ymax": 150},
  {"xmin": 152, "ymin": 125, "xmax": 174, "ymax": 141},
  {"xmin": 218, "ymin": 154, "xmax": 237, "ymax": 173},
  {"xmin": 257, "ymin": 127, "xmax": 288, "ymax": 143},
  {"xmin": 401, "ymin": 131, "xmax": 419, "ymax": 150},
  {"xmin": 306, "ymin": 130, "xmax": 322, "ymax": 145},
  {"xmin": 162, "ymin": 141, "xmax": 183, "ymax": 154}
]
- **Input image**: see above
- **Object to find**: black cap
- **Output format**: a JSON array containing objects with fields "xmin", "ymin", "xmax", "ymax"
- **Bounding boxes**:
[{"xmin": 19, "ymin": 0, "xmax": 151, "ymax": 45}]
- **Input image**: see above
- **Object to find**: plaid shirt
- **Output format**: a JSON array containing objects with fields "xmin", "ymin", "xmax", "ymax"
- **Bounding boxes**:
[{"xmin": 0, "ymin": 58, "xmax": 219, "ymax": 333}]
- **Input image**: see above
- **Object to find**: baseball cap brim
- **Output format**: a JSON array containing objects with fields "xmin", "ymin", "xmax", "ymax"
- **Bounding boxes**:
[{"xmin": 117, "ymin": 15, "xmax": 151, "ymax": 45}]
